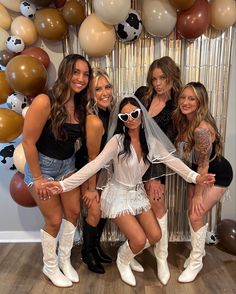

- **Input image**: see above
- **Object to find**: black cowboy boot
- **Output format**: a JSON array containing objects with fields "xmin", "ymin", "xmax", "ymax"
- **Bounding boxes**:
[
  {"xmin": 81, "ymin": 220, "xmax": 105, "ymax": 274},
  {"xmin": 94, "ymin": 218, "xmax": 112, "ymax": 263}
]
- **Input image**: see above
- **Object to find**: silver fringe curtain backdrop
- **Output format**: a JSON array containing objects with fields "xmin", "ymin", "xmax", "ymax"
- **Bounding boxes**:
[{"xmin": 63, "ymin": 0, "xmax": 234, "ymax": 242}]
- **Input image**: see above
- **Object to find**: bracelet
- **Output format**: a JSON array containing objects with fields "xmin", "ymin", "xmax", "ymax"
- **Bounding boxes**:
[{"xmin": 33, "ymin": 175, "xmax": 43, "ymax": 181}]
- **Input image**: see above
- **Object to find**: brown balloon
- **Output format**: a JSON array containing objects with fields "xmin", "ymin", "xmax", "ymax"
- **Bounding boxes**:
[
  {"xmin": 0, "ymin": 50, "xmax": 16, "ymax": 66},
  {"xmin": 176, "ymin": 0, "xmax": 210, "ymax": 39},
  {"xmin": 62, "ymin": 0, "xmax": 86, "ymax": 26},
  {"xmin": 0, "ymin": 71, "xmax": 13, "ymax": 104},
  {"xmin": 170, "ymin": 0, "xmax": 196, "ymax": 11},
  {"xmin": 5, "ymin": 55, "xmax": 47, "ymax": 96},
  {"xmin": 0, "ymin": 108, "xmax": 24, "ymax": 143},
  {"xmin": 30, "ymin": 0, "xmax": 53, "ymax": 6},
  {"xmin": 217, "ymin": 219, "xmax": 236, "ymax": 255},
  {"xmin": 21, "ymin": 47, "xmax": 50, "ymax": 69},
  {"xmin": 34, "ymin": 8, "xmax": 68, "ymax": 40},
  {"xmin": 9, "ymin": 171, "xmax": 36, "ymax": 207},
  {"xmin": 54, "ymin": 0, "xmax": 66, "ymax": 8}
]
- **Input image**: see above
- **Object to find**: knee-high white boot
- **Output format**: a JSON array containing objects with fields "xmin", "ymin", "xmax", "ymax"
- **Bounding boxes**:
[
  {"xmin": 40, "ymin": 229, "xmax": 72, "ymax": 287},
  {"xmin": 116, "ymin": 240, "xmax": 137, "ymax": 286},
  {"xmin": 183, "ymin": 219, "xmax": 206, "ymax": 269},
  {"xmin": 130, "ymin": 241, "xmax": 150, "ymax": 273},
  {"xmin": 178, "ymin": 223, "xmax": 208, "ymax": 283},
  {"xmin": 154, "ymin": 211, "xmax": 170, "ymax": 285},
  {"xmin": 58, "ymin": 219, "xmax": 79, "ymax": 283}
]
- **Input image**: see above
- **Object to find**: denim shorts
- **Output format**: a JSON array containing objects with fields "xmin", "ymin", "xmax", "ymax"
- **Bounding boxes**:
[{"xmin": 24, "ymin": 152, "xmax": 76, "ymax": 187}]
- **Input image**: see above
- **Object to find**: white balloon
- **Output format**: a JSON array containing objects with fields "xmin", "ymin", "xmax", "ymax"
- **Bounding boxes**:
[
  {"xmin": 142, "ymin": 0, "xmax": 177, "ymax": 37},
  {"xmin": 115, "ymin": 9, "xmax": 143, "ymax": 42},
  {"xmin": 22, "ymin": 106, "xmax": 29, "ymax": 118},
  {"xmin": 93, "ymin": 0, "xmax": 131, "ymax": 25},
  {"xmin": 13, "ymin": 143, "xmax": 26, "ymax": 174},
  {"xmin": 0, "ymin": 0, "xmax": 21, "ymax": 12},
  {"xmin": 7, "ymin": 92, "xmax": 28, "ymax": 114},
  {"xmin": 20, "ymin": 1, "xmax": 36, "ymax": 19},
  {"xmin": 6, "ymin": 35, "xmax": 25, "ymax": 53}
]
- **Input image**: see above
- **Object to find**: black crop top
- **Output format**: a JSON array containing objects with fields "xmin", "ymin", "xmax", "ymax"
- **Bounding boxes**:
[{"xmin": 36, "ymin": 95, "xmax": 83, "ymax": 160}]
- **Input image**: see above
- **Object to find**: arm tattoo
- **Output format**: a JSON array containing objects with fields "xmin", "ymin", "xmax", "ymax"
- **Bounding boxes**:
[{"xmin": 194, "ymin": 127, "xmax": 212, "ymax": 169}]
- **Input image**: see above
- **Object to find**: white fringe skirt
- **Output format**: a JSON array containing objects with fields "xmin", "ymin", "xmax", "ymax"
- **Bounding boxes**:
[{"xmin": 100, "ymin": 180, "xmax": 151, "ymax": 219}]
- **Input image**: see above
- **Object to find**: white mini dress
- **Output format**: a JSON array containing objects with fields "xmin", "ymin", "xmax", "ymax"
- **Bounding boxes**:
[{"xmin": 60, "ymin": 134, "xmax": 199, "ymax": 218}]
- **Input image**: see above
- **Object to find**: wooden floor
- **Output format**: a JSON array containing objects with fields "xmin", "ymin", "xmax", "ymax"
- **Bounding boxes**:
[{"xmin": 0, "ymin": 242, "xmax": 235, "ymax": 294}]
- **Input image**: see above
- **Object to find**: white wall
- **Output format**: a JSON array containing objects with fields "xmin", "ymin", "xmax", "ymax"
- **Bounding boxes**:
[{"xmin": 0, "ymin": 36, "xmax": 235, "ymax": 243}]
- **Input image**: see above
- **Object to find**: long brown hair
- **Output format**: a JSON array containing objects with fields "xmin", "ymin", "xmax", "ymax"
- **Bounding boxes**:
[
  {"xmin": 143, "ymin": 56, "xmax": 182, "ymax": 107},
  {"xmin": 173, "ymin": 82, "xmax": 222, "ymax": 158},
  {"xmin": 50, "ymin": 54, "xmax": 92, "ymax": 140}
]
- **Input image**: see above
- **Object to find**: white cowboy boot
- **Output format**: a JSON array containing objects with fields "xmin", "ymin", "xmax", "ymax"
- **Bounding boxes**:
[
  {"xmin": 116, "ymin": 240, "xmax": 137, "ymax": 286},
  {"xmin": 178, "ymin": 223, "xmax": 208, "ymax": 283},
  {"xmin": 130, "ymin": 259, "xmax": 144, "ymax": 272},
  {"xmin": 183, "ymin": 219, "xmax": 206, "ymax": 268},
  {"xmin": 130, "ymin": 241, "xmax": 150, "ymax": 272},
  {"xmin": 58, "ymin": 219, "xmax": 79, "ymax": 283},
  {"xmin": 154, "ymin": 212, "xmax": 170, "ymax": 285},
  {"xmin": 40, "ymin": 229, "xmax": 72, "ymax": 287}
]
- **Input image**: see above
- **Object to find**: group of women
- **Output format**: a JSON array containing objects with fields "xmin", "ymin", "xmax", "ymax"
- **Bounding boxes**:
[{"xmin": 22, "ymin": 54, "xmax": 233, "ymax": 288}]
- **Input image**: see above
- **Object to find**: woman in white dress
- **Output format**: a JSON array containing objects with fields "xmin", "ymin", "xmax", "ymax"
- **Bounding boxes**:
[{"xmin": 43, "ymin": 96, "xmax": 215, "ymax": 287}]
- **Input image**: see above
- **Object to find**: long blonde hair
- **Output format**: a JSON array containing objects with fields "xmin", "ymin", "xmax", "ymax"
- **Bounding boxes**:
[
  {"xmin": 173, "ymin": 82, "xmax": 222, "ymax": 158},
  {"xmin": 86, "ymin": 68, "xmax": 114, "ymax": 115}
]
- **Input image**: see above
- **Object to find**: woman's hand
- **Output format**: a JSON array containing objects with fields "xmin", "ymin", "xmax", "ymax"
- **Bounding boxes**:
[
  {"xmin": 191, "ymin": 194, "xmax": 205, "ymax": 216},
  {"xmin": 145, "ymin": 179, "xmax": 164, "ymax": 202},
  {"xmin": 196, "ymin": 173, "xmax": 215, "ymax": 186},
  {"xmin": 82, "ymin": 189, "xmax": 100, "ymax": 209},
  {"xmin": 34, "ymin": 177, "xmax": 52, "ymax": 200},
  {"xmin": 42, "ymin": 181, "xmax": 63, "ymax": 195}
]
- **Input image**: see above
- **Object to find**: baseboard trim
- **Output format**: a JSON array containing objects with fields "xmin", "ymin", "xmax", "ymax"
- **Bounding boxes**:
[
  {"xmin": 0, "ymin": 230, "xmax": 81, "ymax": 243},
  {"xmin": 0, "ymin": 231, "xmax": 41, "ymax": 243}
]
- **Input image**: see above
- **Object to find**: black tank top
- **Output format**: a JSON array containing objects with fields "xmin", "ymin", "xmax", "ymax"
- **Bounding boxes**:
[
  {"xmin": 36, "ymin": 95, "xmax": 83, "ymax": 160},
  {"xmin": 75, "ymin": 107, "xmax": 110, "ymax": 169}
]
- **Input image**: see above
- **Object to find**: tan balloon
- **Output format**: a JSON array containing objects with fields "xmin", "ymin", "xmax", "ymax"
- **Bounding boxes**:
[
  {"xmin": 13, "ymin": 143, "xmax": 26, "ymax": 174},
  {"xmin": 0, "ymin": 71, "xmax": 13, "ymax": 104},
  {"xmin": 63, "ymin": 0, "xmax": 85, "ymax": 26},
  {"xmin": 0, "ymin": 0, "xmax": 21, "ymax": 12},
  {"xmin": 143, "ymin": 0, "xmax": 177, "ymax": 37},
  {"xmin": 0, "ymin": 27, "xmax": 9, "ymax": 51},
  {"xmin": 0, "ymin": 108, "xmax": 24, "ymax": 143},
  {"xmin": 0, "ymin": 3, "xmax": 12, "ymax": 30},
  {"xmin": 34, "ymin": 8, "xmax": 68, "ymax": 40},
  {"xmin": 79, "ymin": 13, "xmax": 116, "ymax": 58},
  {"xmin": 11, "ymin": 16, "xmax": 38, "ymax": 46},
  {"xmin": 210, "ymin": 0, "xmax": 236, "ymax": 30}
]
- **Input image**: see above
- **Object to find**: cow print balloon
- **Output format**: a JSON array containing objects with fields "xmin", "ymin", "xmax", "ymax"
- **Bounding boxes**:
[
  {"xmin": 7, "ymin": 92, "xmax": 28, "ymax": 114},
  {"xmin": 20, "ymin": 1, "xmax": 36, "ymax": 19},
  {"xmin": 206, "ymin": 231, "xmax": 219, "ymax": 245},
  {"xmin": 115, "ymin": 9, "xmax": 142, "ymax": 43},
  {"xmin": 6, "ymin": 36, "xmax": 25, "ymax": 53}
]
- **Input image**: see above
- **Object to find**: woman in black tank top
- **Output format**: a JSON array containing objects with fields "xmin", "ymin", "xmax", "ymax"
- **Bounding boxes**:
[{"xmin": 22, "ymin": 54, "xmax": 93, "ymax": 287}]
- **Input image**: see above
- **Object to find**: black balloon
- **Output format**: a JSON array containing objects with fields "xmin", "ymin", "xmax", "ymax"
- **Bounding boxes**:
[{"xmin": 217, "ymin": 219, "xmax": 236, "ymax": 255}]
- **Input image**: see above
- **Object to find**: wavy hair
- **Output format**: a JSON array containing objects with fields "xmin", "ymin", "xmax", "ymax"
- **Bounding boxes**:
[
  {"xmin": 173, "ymin": 82, "xmax": 222, "ymax": 158},
  {"xmin": 87, "ymin": 68, "xmax": 115, "ymax": 115},
  {"xmin": 50, "ymin": 54, "xmax": 92, "ymax": 140},
  {"xmin": 114, "ymin": 97, "xmax": 149, "ymax": 163},
  {"xmin": 143, "ymin": 56, "xmax": 182, "ymax": 108}
]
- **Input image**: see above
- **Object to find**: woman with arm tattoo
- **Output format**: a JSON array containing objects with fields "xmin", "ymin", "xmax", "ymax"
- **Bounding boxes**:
[{"xmin": 173, "ymin": 82, "xmax": 233, "ymax": 283}]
